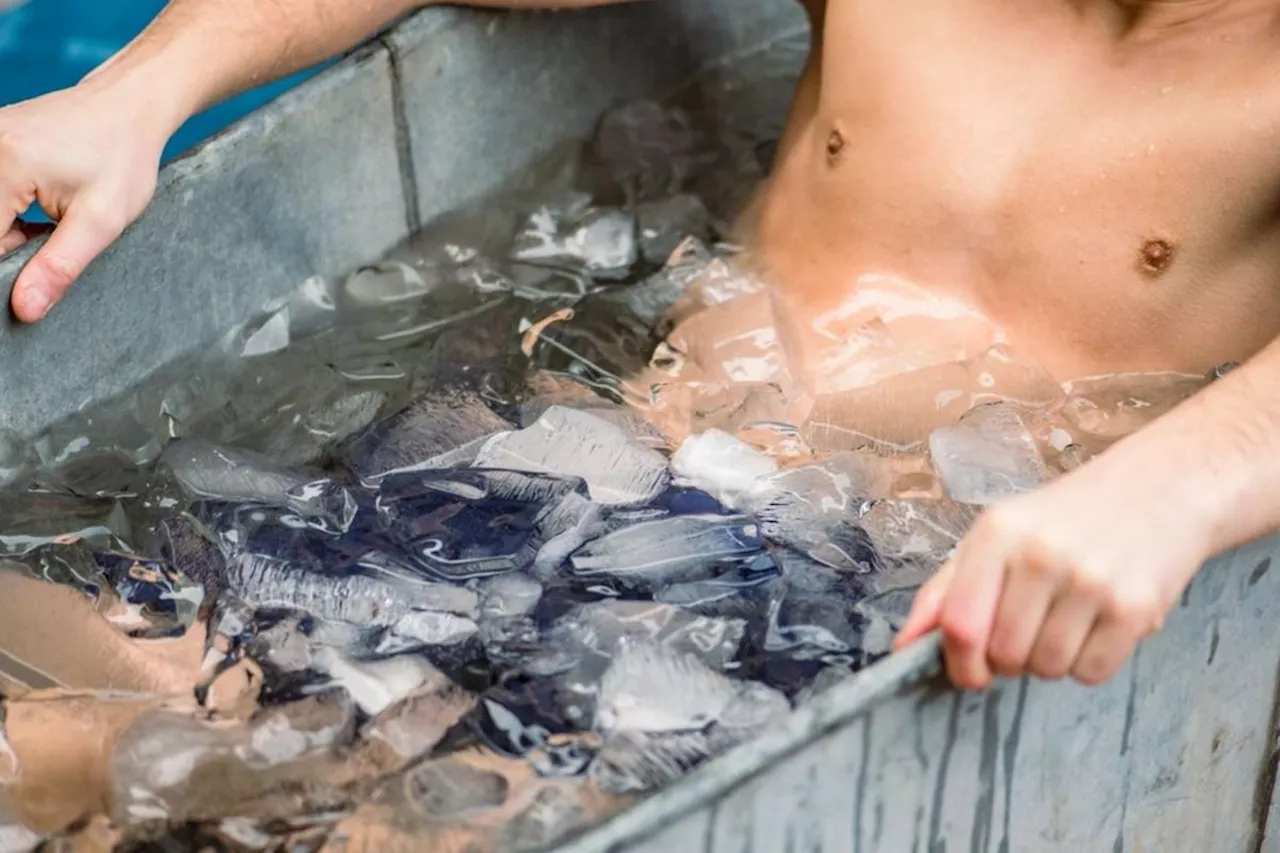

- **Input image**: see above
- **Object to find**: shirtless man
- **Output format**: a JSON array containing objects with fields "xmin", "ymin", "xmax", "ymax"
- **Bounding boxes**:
[{"xmin": 1, "ymin": 0, "xmax": 1277, "ymax": 692}]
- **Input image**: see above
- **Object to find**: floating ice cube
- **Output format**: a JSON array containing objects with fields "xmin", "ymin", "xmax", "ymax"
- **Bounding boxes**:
[
  {"xmin": 595, "ymin": 642, "xmax": 739, "ymax": 733},
  {"xmin": 654, "ymin": 557, "xmax": 782, "ymax": 618},
  {"xmin": 670, "ymin": 429, "xmax": 778, "ymax": 509},
  {"xmin": 338, "ymin": 391, "xmax": 513, "ymax": 483},
  {"xmin": 512, "ymin": 204, "xmax": 638, "ymax": 280},
  {"xmin": 161, "ymin": 440, "xmax": 310, "ymax": 505},
  {"xmin": 377, "ymin": 611, "xmax": 479, "ymax": 655},
  {"xmin": 593, "ymin": 99, "xmax": 701, "ymax": 199},
  {"xmin": 569, "ymin": 513, "xmax": 764, "ymax": 591},
  {"xmin": 746, "ymin": 454, "xmax": 894, "ymax": 572},
  {"xmin": 229, "ymin": 551, "xmax": 475, "ymax": 631},
  {"xmin": 343, "ymin": 261, "xmax": 438, "ymax": 307},
  {"xmin": 478, "ymin": 573, "xmax": 544, "ymax": 621},
  {"xmin": 374, "ymin": 469, "xmax": 546, "ymax": 580},
  {"xmin": 473, "ymin": 406, "xmax": 670, "ymax": 506},
  {"xmin": 590, "ymin": 730, "xmax": 711, "ymax": 795},
  {"xmin": 637, "ymin": 194, "xmax": 710, "ymax": 265},
  {"xmin": 549, "ymin": 600, "xmax": 746, "ymax": 672},
  {"xmin": 928, "ymin": 404, "xmax": 1050, "ymax": 504},
  {"xmin": 398, "ymin": 758, "xmax": 509, "ymax": 821},
  {"xmin": 312, "ymin": 648, "xmax": 443, "ymax": 716},
  {"xmin": 109, "ymin": 692, "xmax": 355, "ymax": 825},
  {"xmin": 857, "ymin": 498, "xmax": 978, "ymax": 572},
  {"xmin": 1061, "ymin": 371, "xmax": 1205, "ymax": 442},
  {"xmin": 707, "ymin": 681, "xmax": 791, "ymax": 752}
]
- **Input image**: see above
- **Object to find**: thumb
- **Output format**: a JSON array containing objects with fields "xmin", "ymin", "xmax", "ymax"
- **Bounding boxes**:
[
  {"xmin": 893, "ymin": 558, "xmax": 957, "ymax": 650},
  {"xmin": 11, "ymin": 199, "xmax": 125, "ymax": 323}
]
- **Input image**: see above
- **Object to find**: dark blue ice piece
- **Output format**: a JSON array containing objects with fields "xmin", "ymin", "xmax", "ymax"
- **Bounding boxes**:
[
  {"xmin": 336, "ymin": 390, "xmax": 514, "ymax": 483},
  {"xmin": 373, "ymin": 469, "xmax": 554, "ymax": 581},
  {"xmin": 651, "ymin": 486, "xmax": 736, "ymax": 517}
]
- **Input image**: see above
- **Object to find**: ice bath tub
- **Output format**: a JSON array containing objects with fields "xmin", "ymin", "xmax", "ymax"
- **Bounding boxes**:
[{"xmin": 3, "ymin": 2, "xmax": 1280, "ymax": 850}]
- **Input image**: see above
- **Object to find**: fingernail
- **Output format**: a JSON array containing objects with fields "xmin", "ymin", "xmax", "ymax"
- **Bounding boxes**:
[{"xmin": 25, "ymin": 289, "xmax": 51, "ymax": 321}]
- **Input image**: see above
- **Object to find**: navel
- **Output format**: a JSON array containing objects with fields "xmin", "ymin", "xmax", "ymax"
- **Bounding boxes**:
[
  {"xmin": 1137, "ymin": 237, "xmax": 1176, "ymax": 278},
  {"xmin": 825, "ymin": 126, "xmax": 846, "ymax": 166}
]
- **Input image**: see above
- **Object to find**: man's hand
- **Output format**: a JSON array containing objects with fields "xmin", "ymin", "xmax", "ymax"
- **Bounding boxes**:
[
  {"xmin": 893, "ymin": 429, "xmax": 1219, "ymax": 689},
  {"xmin": 0, "ymin": 82, "xmax": 170, "ymax": 322}
]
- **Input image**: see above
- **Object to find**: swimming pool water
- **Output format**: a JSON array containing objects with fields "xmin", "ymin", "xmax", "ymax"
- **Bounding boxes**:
[{"xmin": 0, "ymin": 0, "xmax": 321, "ymax": 219}]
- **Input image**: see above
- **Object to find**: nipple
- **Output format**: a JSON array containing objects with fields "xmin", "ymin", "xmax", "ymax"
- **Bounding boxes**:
[
  {"xmin": 1137, "ymin": 238, "xmax": 1176, "ymax": 278},
  {"xmin": 825, "ymin": 128, "xmax": 845, "ymax": 166}
]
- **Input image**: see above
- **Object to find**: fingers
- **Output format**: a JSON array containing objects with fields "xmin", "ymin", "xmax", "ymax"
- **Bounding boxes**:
[
  {"xmin": 0, "ymin": 220, "xmax": 53, "ymax": 255},
  {"xmin": 10, "ymin": 198, "xmax": 123, "ymax": 322},
  {"xmin": 894, "ymin": 557, "xmax": 957, "ymax": 649},
  {"xmin": 986, "ymin": 562, "xmax": 1059, "ymax": 677},
  {"xmin": 1027, "ymin": 593, "xmax": 1099, "ymax": 680},
  {"xmin": 1070, "ymin": 616, "xmax": 1141, "ymax": 685},
  {"xmin": 938, "ymin": 543, "xmax": 1007, "ymax": 690}
]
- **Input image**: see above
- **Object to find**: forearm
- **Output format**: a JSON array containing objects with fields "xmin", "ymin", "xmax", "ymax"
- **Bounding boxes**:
[
  {"xmin": 78, "ymin": 0, "xmax": 635, "ymax": 143},
  {"xmin": 1082, "ymin": 336, "xmax": 1280, "ymax": 558}
]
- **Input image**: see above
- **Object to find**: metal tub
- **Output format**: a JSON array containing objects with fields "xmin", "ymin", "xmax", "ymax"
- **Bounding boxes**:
[{"xmin": 3, "ymin": 2, "xmax": 1279, "ymax": 850}]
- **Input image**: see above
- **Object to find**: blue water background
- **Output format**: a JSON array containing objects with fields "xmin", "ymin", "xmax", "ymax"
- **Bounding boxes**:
[{"xmin": 0, "ymin": 0, "xmax": 319, "ymax": 220}]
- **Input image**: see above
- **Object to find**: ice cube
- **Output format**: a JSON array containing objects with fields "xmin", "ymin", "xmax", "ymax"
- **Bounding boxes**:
[
  {"xmin": 569, "ymin": 513, "xmax": 764, "ymax": 591},
  {"xmin": 478, "ymin": 573, "xmax": 544, "ymax": 621},
  {"xmin": 637, "ymin": 194, "xmax": 711, "ymax": 264},
  {"xmin": 302, "ymin": 390, "xmax": 387, "ymax": 447},
  {"xmin": 362, "ymin": 678, "xmax": 475, "ymax": 769},
  {"xmin": 311, "ymin": 648, "xmax": 443, "ymax": 716},
  {"xmin": 595, "ymin": 642, "xmax": 738, "ymax": 733},
  {"xmin": 161, "ymin": 440, "xmax": 310, "ymax": 505},
  {"xmin": 398, "ymin": 757, "xmax": 509, "ymax": 821},
  {"xmin": 967, "ymin": 344, "xmax": 1064, "ymax": 409},
  {"xmin": 1061, "ymin": 371, "xmax": 1206, "ymax": 442},
  {"xmin": 472, "ymin": 406, "xmax": 670, "ymax": 506},
  {"xmin": 802, "ymin": 362, "xmax": 974, "ymax": 454},
  {"xmin": 670, "ymin": 429, "xmax": 778, "ymax": 509},
  {"xmin": 498, "ymin": 785, "xmax": 598, "ymax": 852},
  {"xmin": 654, "ymin": 558, "xmax": 782, "ymax": 618},
  {"xmin": 746, "ymin": 454, "xmax": 895, "ymax": 572},
  {"xmin": 764, "ymin": 590, "xmax": 862, "ymax": 661},
  {"xmin": 512, "ymin": 204, "xmax": 638, "ymax": 280},
  {"xmin": 377, "ymin": 611, "xmax": 479, "ymax": 655},
  {"xmin": 374, "ymin": 470, "xmax": 546, "ymax": 580},
  {"xmin": 929, "ymin": 403, "xmax": 1050, "ymax": 504},
  {"xmin": 589, "ymin": 730, "xmax": 711, "ymax": 795},
  {"xmin": 857, "ymin": 498, "xmax": 979, "ymax": 572},
  {"xmin": 230, "ymin": 550, "xmax": 476, "ymax": 631},
  {"xmin": 108, "ymin": 692, "xmax": 355, "ymax": 825},
  {"xmin": 706, "ymin": 681, "xmax": 791, "ymax": 753},
  {"xmin": 593, "ymin": 99, "xmax": 701, "ymax": 199},
  {"xmin": 337, "ymin": 390, "xmax": 514, "ymax": 483},
  {"xmin": 343, "ymin": 260, "xmax": 438, "ymax": 308},
  {"xmin": 549, "ymin": 600, "xmax": 746, "ymax": 672}
]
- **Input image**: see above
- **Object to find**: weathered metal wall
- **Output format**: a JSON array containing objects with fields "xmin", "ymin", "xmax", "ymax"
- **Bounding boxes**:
[{"xmin": 4, "ymin": 2, "xmax": 1277, "ymax": 851}]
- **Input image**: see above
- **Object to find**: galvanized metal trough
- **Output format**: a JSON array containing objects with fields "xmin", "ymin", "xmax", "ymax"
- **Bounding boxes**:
[{"xmin": 3, "ymin": 2, "xmax": 1279, "ymax": 850}]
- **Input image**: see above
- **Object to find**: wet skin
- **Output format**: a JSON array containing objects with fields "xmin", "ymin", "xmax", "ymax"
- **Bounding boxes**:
[{"xmin": 756, "ymin": 0, "xmax": 1280, "ymax": 382}]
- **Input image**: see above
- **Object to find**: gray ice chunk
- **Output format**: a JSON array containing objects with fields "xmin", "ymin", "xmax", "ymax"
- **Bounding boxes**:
[
  {"xmin": 473, "ymin": 406, "xmax": 670, "ymax": 506},
  {"xmin": 637, "ymin": 194, "xmax": 711, "ymax": 264},
  {"xmin": 928, "ymin": 404, "xmax": 1050, "ymax": 504},
  {"xmin": 671, "ymin": 428, "xmax": 777, "ymax": 509}
]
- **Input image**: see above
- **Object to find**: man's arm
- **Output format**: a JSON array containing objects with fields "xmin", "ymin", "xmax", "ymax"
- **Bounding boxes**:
[
  {"xmin": 895, "ymin": 333, "xmax": 1280, "ymax": 689},
  {"xmin": 0, "ymin": 0, "xmax": 633, "ymax": 322}
]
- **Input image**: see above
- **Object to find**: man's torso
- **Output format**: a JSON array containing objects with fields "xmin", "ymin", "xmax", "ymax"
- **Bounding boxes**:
[{"xmin": 753, "ymin": 0, "xmax": 1280, "ymax": 382}]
